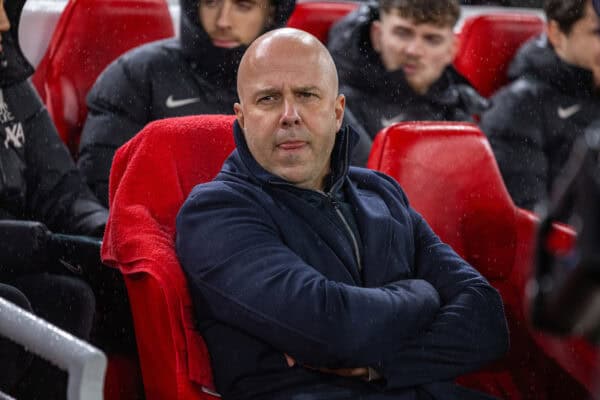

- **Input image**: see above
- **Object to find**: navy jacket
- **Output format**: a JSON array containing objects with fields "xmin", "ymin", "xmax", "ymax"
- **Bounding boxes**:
[
  {"xmin": 480, "ymin": 35, "xmax": 600, "ymax": 210},
  {"xmin": 176, "ymin": 122, "xmax": 508, "ymax": 399},
  {"xmin": 327, "ymin": 4, "xmax": 489, "ymax": 139}
]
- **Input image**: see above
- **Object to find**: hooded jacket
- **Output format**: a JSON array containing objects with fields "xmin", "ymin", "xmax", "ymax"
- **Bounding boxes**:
[
  {"xmin": 0, "ymin": 0, "xmax": 107, "ymax": 236},
  {"xmin": 176, "ymin": 122, "xmax": 508, "ymax": 399},
  {"xmin": 480, "ymin": 35, "xmax": 600, "ymax": 210},
  {"xmin": 78, "ymin": 0, "xmax": 296, "ymax": 206},
  {"xmin": 327, "ymin": 4, "xmax": 489, "ymax": 139}
]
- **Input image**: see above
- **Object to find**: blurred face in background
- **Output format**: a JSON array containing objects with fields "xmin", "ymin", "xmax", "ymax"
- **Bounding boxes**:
[
  {"xmin": 370, "ymin": 10, "xmax": 457, "ymax": 95},
  {"xmin": 199, "ymin": 0, "xmax": 273, "ymax": 48},
  {"xmin": 0, "ymin": 0, "xmax": 10, "ymax": 53},
  {"xmin": 548, "ymin": 0, "xmax": 600, "ymax": 88}
]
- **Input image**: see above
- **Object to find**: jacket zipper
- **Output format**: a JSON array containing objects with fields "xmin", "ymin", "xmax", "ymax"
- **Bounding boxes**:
[{"xmin": 326, "ymin": 193, "xmax": 362, "ymax": 272}]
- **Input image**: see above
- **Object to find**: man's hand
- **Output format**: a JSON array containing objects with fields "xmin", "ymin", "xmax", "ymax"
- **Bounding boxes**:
[{"xmin": 285, "ymin": 354, "xmax": 373, "ymax": 381}]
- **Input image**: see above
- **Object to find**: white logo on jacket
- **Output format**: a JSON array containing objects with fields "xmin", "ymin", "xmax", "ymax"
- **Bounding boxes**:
[
  {"xmin": 165, "ymin": 95, "xmax": 202, "ymax": 108},
  {"xmin": 0, "ymin": 89, "xmax": 24, "ymax": 149},
  {"xmin": 557, "ymin": 104, "xmax": 582, "ymax": 119},
  {"xmin": 0, "ymin": 89, "xmax": 14, "ymax": 124},
  {"xmin": 4, "ymin": 123, "xmax": 25, "ymax": 149}
]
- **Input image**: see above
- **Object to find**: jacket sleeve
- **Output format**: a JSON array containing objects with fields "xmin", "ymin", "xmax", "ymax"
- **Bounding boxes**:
[
  {"xmin": 176, "ymin": 183, "xmax": 441, "ymax": 368},
  {"xmin": 479, "ymin": 82, "xmax": 547, "ymax": 210},
  {"xmin": 374, "ymin": 186, "xmax": 509, "ymax": 389},
  {"xmin": 77, "ymin": 57, "xmax": 150, "ymax": 207},
  {"xmin": 23, "ymin": 83, "xmax": 107, "ymax": 237}
]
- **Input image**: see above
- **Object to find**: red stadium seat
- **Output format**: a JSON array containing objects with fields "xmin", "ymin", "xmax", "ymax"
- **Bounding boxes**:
[
  {"xmin": 31, "ymin": 0, "xmax": 174, "ymax": 157},
  {"xmin": 102, "ymin": 115, "xmax": 236, "ymax": 399},
  {"xmin": 287, "ymin": 1, "xmax": 359, "ymax": 43},
  {"xmin": 454, "ymin": 13, "xmax": 544, "ymax": 98},
  {"xmin": 367, "ymin": 122, "xmax": 596, "ymax": 398}
]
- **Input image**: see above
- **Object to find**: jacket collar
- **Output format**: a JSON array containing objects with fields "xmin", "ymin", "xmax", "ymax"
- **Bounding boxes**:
[
  {"xmin": 509, "ymin": 35, "xmax": 597, "ymax": 98},
  {"xmin": 0, "ymin": 0, "xmax": 34, "ymax": 87},
  {"xmin": 226, "ymin": 120, "xmax": 357, "ymax": 194}
]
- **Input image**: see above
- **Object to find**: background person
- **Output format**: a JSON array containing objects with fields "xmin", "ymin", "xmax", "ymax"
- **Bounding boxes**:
[
  {"xmin": 480, "ymin": 0, "xmax": 600, "ymax": 211},
  {"xmin": 77, "ymin": 0, "xmax": 296, "ymax": 207},
  {"xmin": 327, "ymin": 0, "xmax": 489, "ymax": 139},
  {"xmin": 0, "ymin": 0, "xmax": 107, "ymax": 397}
]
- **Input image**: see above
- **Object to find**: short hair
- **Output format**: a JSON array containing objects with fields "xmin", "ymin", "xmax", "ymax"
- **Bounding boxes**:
[
  {"xmin": 378, "ymin": 0, "xmax": 460, "ymax": 27},
  {"xmin": 544, "ymin": 0, "xmax": 588, "ymax": 34}
]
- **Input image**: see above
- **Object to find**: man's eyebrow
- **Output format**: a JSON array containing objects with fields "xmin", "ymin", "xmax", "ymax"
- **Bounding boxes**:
[
  {"xmin": 293, "ymin": 86, "xmax": 321, "ymax": 93},
  {"xmin": 252, "ymin": 88, "xmax": 280, "ymax": 98}
]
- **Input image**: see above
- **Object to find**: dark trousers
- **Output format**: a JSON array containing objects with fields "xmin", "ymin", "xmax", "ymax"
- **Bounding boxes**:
[{"xmin": 0, "ymin": 273, "xmax": 95, "ymax": 399}]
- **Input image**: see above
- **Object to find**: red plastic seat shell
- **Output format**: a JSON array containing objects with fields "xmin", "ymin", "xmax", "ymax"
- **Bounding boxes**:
[
  {"xmin": 31, "ymin": 0, "xmax": 174, "ymax": 156},
  {"xmin": 454, "ymin": 13, "xmax": 544, "ymax": 97},
  {"xmin": 287, "ymin": 1, "xmax": 359, "ymax": 43}
]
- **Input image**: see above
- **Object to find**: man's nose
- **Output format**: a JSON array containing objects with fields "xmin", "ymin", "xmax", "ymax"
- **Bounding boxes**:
[
  {"xmin": 405, "ymin": 39, "xmax": 423, "ymax": 57},
  {"xmin": 216, "ymin": 2, "xmax": 233, "ymax": 30},
  {"xmin": 280, "ymin": 98, "xmax": 301, "ymax": 127}
]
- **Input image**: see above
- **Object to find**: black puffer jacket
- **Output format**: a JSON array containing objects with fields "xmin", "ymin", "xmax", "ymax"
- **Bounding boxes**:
[
  {"xmin": 480, "ymin": 35, "xmax": 600, "ymax": 210},
  {"xmin": 78, "ymin": 0, "xmax": 296, "ymax": 206},
  {"xmin": 0, "ymin": 0, "xmax": 107, "ymax": 236},
  {"xmin": 327, "ymin": 4, "xmax": 489, "ymax": 139}
]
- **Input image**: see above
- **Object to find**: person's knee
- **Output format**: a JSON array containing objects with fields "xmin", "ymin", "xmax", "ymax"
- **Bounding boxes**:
[
  {"xmin": 11, "ymin": 274, "xmax": 96, "ymax": 340},
  {"xmin": 0, "ymin": 283, "xmax": 32, "ymax": 311},
  {"xmin": 0, "ymin": 283, "xmax": 34, "ymax": 391}
]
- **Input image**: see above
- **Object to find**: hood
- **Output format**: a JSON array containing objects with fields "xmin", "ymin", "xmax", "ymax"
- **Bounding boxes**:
[
  {"xmin": 228, "ymin": 120, "xmax": 358, "ymax": 192},
  {"xmin": 328, "ymin": 4, "xmax": 391, "ymax": 95},
  {"xmin": 508, "ymin": 34, "xmax": 595, "ymax": 97},
  {"xmin": 328, "ymin": 2, "xmax": 485, "ymax": 111},
  {"xmin": 0, "ymin": 0, "xmax": 34, "ymax": 87},
  {"xmin": 179, "ymin": 0, "xmax": 295, "ymax": 87}
]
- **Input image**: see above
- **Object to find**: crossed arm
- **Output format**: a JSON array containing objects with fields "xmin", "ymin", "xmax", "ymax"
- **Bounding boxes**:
[{"xmin": 176, "ymin": 182, "xmax": 508, "ymax": 387}]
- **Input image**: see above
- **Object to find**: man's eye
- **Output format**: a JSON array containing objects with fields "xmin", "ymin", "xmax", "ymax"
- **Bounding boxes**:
[
  {"xmin": 394, "ymin": 29, "xmax": 413, "ymax": 39},
  {"xmin": 257, "ymin": 95, "xmax": 276, "ymax": 104},
  {"xmin": 298, "ymin": 92, "xmax": 317, "ymax": 99},
  {"xmin": 234, "ymin": 0, "xmax": 255, "ymax": 11},
  {"xmin": 425, "ymin": 36, "xmax": 443, "ymax": 46}
]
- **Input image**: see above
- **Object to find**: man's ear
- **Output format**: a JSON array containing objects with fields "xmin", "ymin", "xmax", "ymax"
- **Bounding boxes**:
[
  {"xmin": 335, "ymin": 94, "xmax": 345, "ymax": 131},
  {"xmin": 370, "ymin": 20, "xmax": 382, "ymax": 53},
  {"xmin": 450, "ymin": 32, "xmax": 459, "ymax": 61},
  {"xmin": 546, "ymin": 20, "xmax": 565, "ymax": 52},
  {"xmin": 234, "ymin": 103, "xmax": 245, "ymax": 129}
]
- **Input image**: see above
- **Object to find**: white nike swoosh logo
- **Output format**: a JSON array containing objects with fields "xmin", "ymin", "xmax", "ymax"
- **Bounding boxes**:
[
  {"xmin": 166, "ymin": 95, "xmax": 201, "ymax": 108},
  {"xmin": 557, "ymin": 104, "xmax": 581, "ymax": 119},
  {"xmin": 380, "ymin": 114, "xmax": 405, "ymax": 127}
]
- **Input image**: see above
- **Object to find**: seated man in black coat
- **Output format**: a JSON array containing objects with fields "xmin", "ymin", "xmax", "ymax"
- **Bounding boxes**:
[
  {"xmin": 0, "ymin": 0, "xmax": 107, "ymax": 398},
  {"xmin": 176, "ymin": 28, "xmax": 508, "ymax": 400},
  {"xmin": 78, "ymin": 0, "xmax": 300, "ymax": 207},
  {"xmin": 328, "ymin": 0, "xmax": 488, "ymax": 139},
  {"xmin": 480, "ymin": 0, "xmax": 600, "ymax": 211}
]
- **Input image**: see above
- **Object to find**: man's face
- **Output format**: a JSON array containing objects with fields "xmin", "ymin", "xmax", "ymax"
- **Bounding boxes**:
[
  {"xmin": 0, "ymin": 0, "xmax": 10, "ymax": 53},
  {"xmin": 370, "ymin": 11, "xmax": 457, "ymax": 94},
  {"xmin": 199, "ymin": 0, "xmax": 272, "ymax": 48},
  {"xmin": 234, "ymin": 39, "xmax": 345, "ymax": 191},
  {"xmin": 551, "ymin": 1, "xmax": 600, "ymax": 87}
]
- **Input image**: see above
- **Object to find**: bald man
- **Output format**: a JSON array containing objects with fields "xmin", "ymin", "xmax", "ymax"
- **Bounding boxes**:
[{"xmin": 176, "ymin": 28, "xmax": 508, "ymax": 400}]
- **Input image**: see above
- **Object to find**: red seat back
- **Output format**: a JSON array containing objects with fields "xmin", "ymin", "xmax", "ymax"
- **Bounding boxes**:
[
  {"xmin": 31, "ymin": 0, "xmax": 174, "ymax": 157},
  {"xmin": 367, "ymin": 122, "xmax": 594, "ymax": 398},
  {"xmin": 287, "ymin": 1, "xmax": 359, "ymax": 43},
  {"xmin": 102, "ymin": 115, "xmax": 236, "ymax": 399},
  {"xmin": 454, "ymin": 13, "xmax": 544, "ymax": 97}
]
